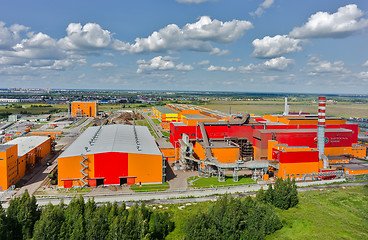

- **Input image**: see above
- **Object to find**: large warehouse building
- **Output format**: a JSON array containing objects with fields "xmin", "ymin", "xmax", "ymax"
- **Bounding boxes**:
[
  {"xmin": 58, "ymin": 124, "xmax": 164, "ymax": 188},
  {"xmin": 0, "ymin": 136, "xmax": 51, "ymax": 190}
]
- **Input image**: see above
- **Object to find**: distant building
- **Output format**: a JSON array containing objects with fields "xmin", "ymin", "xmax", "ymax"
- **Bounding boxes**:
[{"xmin": 70, "ymin": 101, "xmax": 98, "ymax": 117}]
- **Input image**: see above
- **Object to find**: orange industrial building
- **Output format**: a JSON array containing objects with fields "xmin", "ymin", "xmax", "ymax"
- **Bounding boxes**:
[
  {"xmin": 163, "ymin": 99, "xmax": 368, "ymax": 181},
  {"xmin": 152, "ymin": 104, "xmax": 231, "ymax": 129},
  {"xmin": 0, "ymin": 136, "xmax": 51, "ymax": 191},
  {"xmin": 58, "ymin": 124, "xmax": 164, "ymax": 188},
  {"xmin": 69, "ymin": 101, "xmax": 98, "ymax": 117}
]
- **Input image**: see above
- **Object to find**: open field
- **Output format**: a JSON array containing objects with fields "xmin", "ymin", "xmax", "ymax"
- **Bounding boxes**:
[
  {"xmin": 267, "ymin": 185, "xmax": 368, "ymax": 239},
  {"xmin": 166, "ymin": 185, "xmax": 368, "ymax": 239},
  {"xmin": 0, "ymin": 103, "xmax": 68, "ymax": 118},
  {"xmin": 201, "ymin": 100, "xmax": 368, "ymax": 118}
]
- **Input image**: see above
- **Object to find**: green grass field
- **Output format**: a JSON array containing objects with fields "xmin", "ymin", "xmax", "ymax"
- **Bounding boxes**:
[
  {"xmin": 267, "ymin": 185, "xmax": 368, "ymax": 239},
  {"xmin": 200, "ymin": 100, "xmax": 368, "ymax": 118},
  {"xmin": 166, "ymin": 185, "xmax": 368, "ymax": 239},
  {"xmin": 130, "ymin": 182, "xmax": 170, "ymax": 192},
  {"xmin": 188, "ymin": 176, "xmax": 256, "ymax": 188}
]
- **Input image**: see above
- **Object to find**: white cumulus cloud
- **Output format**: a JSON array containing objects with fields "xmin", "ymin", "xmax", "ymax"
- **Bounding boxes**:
[
  {"xmin": 251, "ymin": 0, "xmax": 274, "ymax": 17},
  {"xmin": 206, "ymin": 65, "xmax": 235, "ymax": 72},
  {"xmin": 58, "ymin": 23, "xmax": 117, "ymax": 51},
  {"xmin": 137, "ymin": 56, "xmax": 193, "ymax": 73},
  {"xmin": 92, "ymin": 62, "xmax": 117, "ymax": 68},
  {"xmin": 307, "ymin": 56, "xmax": 350, "ymax": 75},
  {"xmin": 263, "ymin": 56, "xmax": 294, "ymax": 70},
  {"xmin": 119, "ymin": 16, "xmax": 253, "ymax": 55},
  {"xmin": 252, "ymin": 35, "xmax": 303, "ymax": 58},
  {"xmin": 290, "ymin": 4, "xmax": 368, "ymax": 38}
]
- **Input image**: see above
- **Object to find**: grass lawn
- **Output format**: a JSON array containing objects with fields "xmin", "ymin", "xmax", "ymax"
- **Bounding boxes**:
[
  {"xmin": 152, "ymin": 119, "xmax": 160, "ymax": 124},
  {"xmin": 188, "ymin": 176, "xmax": 256, "ymax": 188},
  {"xmin": 130, "ymin": 182, "xmax": 170, "ymax": 192},
  {"xmin": 267, "ymin": 185, "xmax": 368, "ymax": 239}
]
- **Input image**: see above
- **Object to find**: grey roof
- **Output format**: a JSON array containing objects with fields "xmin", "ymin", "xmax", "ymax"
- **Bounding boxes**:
[
  {"xmin": 4, "ymin": 136, "xmax": 50, "ymax": 156},
  {"xmin": 59, "ymin": 124, "xmax": 162, "ymax": 158},
  {"xmin": 258, "ymin": 128, "xmax": 352, "ymax": 134},
  {"xmin": 182, "ymin": 114, "xmax": 215, "ymax": 120},
  {"xmin": 153, "ymin": 106, "xmax": 178, "ymax": 114},
  {"xmin": 0, "ymin": 144, "xmax": 15, "ymax": 152}
]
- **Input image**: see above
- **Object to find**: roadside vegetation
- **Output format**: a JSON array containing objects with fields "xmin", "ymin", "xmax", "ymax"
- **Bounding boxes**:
[
  {"xmin": 188, "ymin": 176, "xmax": 256, "ymax": 188},
  {"xmin": 130, "ymin": 182, "xmax": 170, "ymax": 192}
]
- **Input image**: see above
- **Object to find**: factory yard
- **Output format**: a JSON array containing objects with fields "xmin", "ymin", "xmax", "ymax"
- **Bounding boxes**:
[{"xmin": 1, "ymin": 97, "xmax": 368, "ymax": 208}]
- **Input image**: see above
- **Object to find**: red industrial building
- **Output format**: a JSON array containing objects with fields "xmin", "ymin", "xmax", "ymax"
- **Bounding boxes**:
[{"xmin": 165, "ymin": 100, "xmax": 367, "ymax": 180}]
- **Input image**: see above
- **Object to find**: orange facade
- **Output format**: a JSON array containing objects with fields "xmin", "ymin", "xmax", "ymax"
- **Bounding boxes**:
[
  {"xmin": 0, "ymin": 138, "xmax": 51, "ymax": 190},
  {"xmin": 193, "ymin": 142, "xmax": 239, "ymax": 163},
  {"xmin": 278, "ymin": 162, "xmax": 319, "ymax": 179},
  {"xmin": 160, "ymin": 148, "xmax": 176, "ymax": 162},
  {"xmin": 58, "ymin": 152, "xmax": 163, "ymax": 187},
  {"xmin": 71, "ymin": 101, "xmax": 98, "ymax": 117}
]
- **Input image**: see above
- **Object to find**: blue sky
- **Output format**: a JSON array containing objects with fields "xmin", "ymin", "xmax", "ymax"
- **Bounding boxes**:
[{"xmin": 1, "ymin": 0, "xmax": 368, "ymax": 94}]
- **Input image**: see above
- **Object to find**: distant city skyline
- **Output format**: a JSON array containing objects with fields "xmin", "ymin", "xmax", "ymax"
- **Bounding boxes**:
[{"xmin": 1, "ymin": 0, "xmax": 368, "ymax": 94}]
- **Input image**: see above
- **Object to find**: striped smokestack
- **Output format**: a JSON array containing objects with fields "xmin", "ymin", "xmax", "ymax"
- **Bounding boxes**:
[{"xmin": 317, "ymin": 97, "xmax": 327, "ymax": 166}]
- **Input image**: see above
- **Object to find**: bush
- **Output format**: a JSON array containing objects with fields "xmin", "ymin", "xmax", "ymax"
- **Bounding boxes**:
[{"xmin": 258, "ymin": 178, "xmax": 299, "ymax": 210}]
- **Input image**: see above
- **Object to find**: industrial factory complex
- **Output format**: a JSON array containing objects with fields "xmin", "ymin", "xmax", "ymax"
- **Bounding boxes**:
[{"xmin": 0, "ymin": 98, "xmax": 367, "ymax": 193}]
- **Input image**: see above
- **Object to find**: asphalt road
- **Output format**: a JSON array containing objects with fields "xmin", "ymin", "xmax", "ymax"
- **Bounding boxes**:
[{"xmin": 3, "ymin": 178, "xmax": 367, "ymax": 208}]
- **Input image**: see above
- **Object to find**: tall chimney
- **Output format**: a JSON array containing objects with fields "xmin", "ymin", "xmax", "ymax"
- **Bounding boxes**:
[
  {"xmin": 283, "ymin": 97, "xmax": 289, "ymax": 115},
  {"xmin": 317, "ymin": 97, "xmax": 327, "ymax": 167}
]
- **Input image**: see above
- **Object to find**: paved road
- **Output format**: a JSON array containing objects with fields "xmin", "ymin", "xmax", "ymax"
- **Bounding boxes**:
[
  {"xmin": 4, "ymin": 178, "xmax": 366, "ymax": 208},
  {"xmin": 141, "ymin": 111, "xmax": 163, "ymax": 138}
]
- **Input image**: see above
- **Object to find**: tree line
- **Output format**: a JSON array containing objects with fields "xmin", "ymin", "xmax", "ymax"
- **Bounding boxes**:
[{"xmin": 0, "ymin": 178, "xmax": 298, "ymax": 239}]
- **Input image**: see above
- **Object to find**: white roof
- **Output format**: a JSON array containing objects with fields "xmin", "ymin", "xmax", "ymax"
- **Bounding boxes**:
[
  {"xmin": 5, "ymin": 136, "xmax": 50, "ymax": 156},
  {"xmin": 59, "ymin": 124, "xmax": 162, "ymax": 158}
]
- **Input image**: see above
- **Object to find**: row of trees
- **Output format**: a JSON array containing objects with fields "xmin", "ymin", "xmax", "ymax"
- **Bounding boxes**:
[
  {"xmin": 183, "ymin": 195, "xmax": 283, "ymax": 240},
  {"xmin": 0, "ymin": 178, "xmax": 298, "ymax": 240},
  {"xmin": 0, "ymin": 192, "xmax": 174, "ymax": 240}
]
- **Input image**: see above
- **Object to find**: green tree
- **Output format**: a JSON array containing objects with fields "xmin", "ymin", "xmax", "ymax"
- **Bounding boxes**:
[
  {"xmin": 33, "ymin": 203, "xmax": 65, "ymax": 240},
  {"xmin": 256, "ymin": 187, "xmax": 266, "ymax": 203},
  {"xmin": 148, "ymin": 211, "xmax": 174, "ymax": 240},
  {"xmin": 0, "ymin": 203, "xmax": 10, "ymax": 240},
  {"xmin": 6, "ymin": 190, "xmax": 40, "ymax": 239}
]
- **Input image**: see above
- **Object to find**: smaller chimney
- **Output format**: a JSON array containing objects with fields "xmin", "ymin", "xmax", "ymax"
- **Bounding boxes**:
[
  {"xmin": 283, "ymin": 97, "xmax": 289, "ymax": 115},
  {"xmin": 317, "ymin": 97, "xmax": 328, "ymax": 167}
]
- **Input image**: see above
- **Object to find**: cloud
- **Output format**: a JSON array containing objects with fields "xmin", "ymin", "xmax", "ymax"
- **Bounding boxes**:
[
  {"xmin": 239, "ymin": 57, "xmax": 294, "ymax": 72},
  {"xmin": 251, "ymin": 0, "xmax": 274, "ymax": 17},
  {"xmin": 238, "ymin": 64, "xmax": 258, "ymax": 73},
  {"xmin": 92, "ymin": 62, "xmax": 117, "ymax": 68},
  {"xmin": 363, "ymin": 60, "xmax": 368, "ymax": 67},
  {"xmin": 263, "ymin": 56, "xmax": 294, "ymax": 70},
  {"xmin": 252, "ymin": 35, "xmax": 303, "ymax": 58},
  {"xmin": 0, "ymin": 21, "xmax": 29, "ymax": 50},
  {"xmin": 206, "ymin": 65, "xmax": 235, "ymax": 72},
  {"xmin": 137, "ymin": 56, "xmax": 193, "ymax": 73},
  {"xmin": 357, "ymin": 72, "xmax": 368, "ymax": 79},
  {"xmin": 306, "ymin": 56, "xmax": 350, "ymax": 75},
  {"xmin": 58, "ymin": 23, "xmax": 117, "ymax": 51},
  {"xmin": 197, "ymin": 60, "xmax": 210, "ymax": 65},
  {"xmin": 176, "ymin": 0, "xmax": 213, "ymax": 3},
  {"xmin": 118, "ymin": 16, "xmax": 253, "ymax": 55},
  {"xmin": 290, "ymin": 4, "xmax": 368, "ymax": 38}
]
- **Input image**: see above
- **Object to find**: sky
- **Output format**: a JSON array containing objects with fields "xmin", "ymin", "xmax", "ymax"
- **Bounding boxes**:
[{"xmin": 0, "ymin": 0, "xmax": 368, "ymax": 94}]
